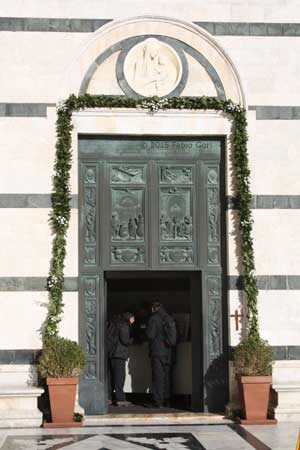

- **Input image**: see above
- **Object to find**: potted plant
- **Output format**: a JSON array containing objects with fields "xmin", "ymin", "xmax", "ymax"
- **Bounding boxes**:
[
  {"xmin": 233, "ymin": 334, "xmax": 276, "ymax": 424},
  {"xmin": 38, "ymin": 336, "xmax": 85, "ymax": 427}
]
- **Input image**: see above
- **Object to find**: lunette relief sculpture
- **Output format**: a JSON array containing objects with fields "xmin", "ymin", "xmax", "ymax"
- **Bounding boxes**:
[{"xmin": 124, "ymin": 38, "xmax": 182, "ymax": 97}]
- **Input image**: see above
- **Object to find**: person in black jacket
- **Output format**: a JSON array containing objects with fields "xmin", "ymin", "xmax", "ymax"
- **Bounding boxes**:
[
  {"xmin": 108, "ymin": 312, "xmax": 135, "ymax": 406},
  {"xmin": 146, "ymin": 301, "xmax": 175, "ymax": 408}
]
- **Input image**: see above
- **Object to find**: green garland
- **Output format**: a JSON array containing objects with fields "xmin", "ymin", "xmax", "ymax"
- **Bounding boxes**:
[{"xmin": 43, "ymin": 94, "xmax": 259, "ymax": 341}]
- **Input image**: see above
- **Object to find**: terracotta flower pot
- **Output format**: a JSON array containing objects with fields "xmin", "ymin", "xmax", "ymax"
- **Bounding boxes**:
[
  {"xmin": 47, "ymin": 377, "xmax": 79, "ymax": 423},
  {"xmin": 238, "ymin": 375, "xmax": 272, "ymax": 421}
]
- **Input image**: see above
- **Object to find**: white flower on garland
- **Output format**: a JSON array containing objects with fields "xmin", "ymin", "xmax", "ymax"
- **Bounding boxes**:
[
  {"xmin": 226, "ymin": 101, "xmax": 244, "ymax": 114},
  {"xmin": 56, "ymin": 99, "xmax": 68, "ymax": 113},
  {"xmin": 47, "ymin": 275, "xmax": 59, "ymax": 289},
  {"xmin": 140, "ymin": 98, "xmax": 170, "ymax": 114},
  {"xmin": 56, "ymin": 216, "xmax": 67, "ymax": 226}
]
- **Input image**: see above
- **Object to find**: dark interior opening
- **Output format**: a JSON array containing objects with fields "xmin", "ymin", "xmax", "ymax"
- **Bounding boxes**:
[{"xmin": 106, "ymin": 271, "xmax": 200, "ymax": 413}]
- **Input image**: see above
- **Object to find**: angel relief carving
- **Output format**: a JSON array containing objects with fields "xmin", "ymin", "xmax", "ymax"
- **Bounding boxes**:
[
  {"xmin": 110, "ymin": 166, "xmax": 144, "ymax": 184},
  {"xmin": 161, "ymin": 166, "xmax": 192, "ymax": 184}
]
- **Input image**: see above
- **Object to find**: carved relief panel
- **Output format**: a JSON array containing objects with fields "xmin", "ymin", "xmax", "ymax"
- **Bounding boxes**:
[
  {"xmin": 82, "ymin": 165, "xmax": 98, "ymax": 270},
  {"xmin": 160, "ymin": 187, "xmax": 193, "ymax": 241},
  {"xmin": 207, "ymin": 275, "xmax": 222, "ymax": 361},
  {"xmin": 160, "ymin": 246, "xmax": 194, "ymax": 264},
  {"xmin": 111, "ymin": 246, "xmax": 145, "ymax": 264},
  {"xmin": 110, "ymin": 165, "xmax": 146, "ymax": 184},
  {"xmin": 158, "ymin": 164, "xmax": 196, "ymax": 265},
  {"xmin": 111, "ymin": 189, "xmax": 145, "ymax": 242},
  {"xmin": 204, "ymin": 163, "xmax": 222, "ymax": 363},
  {"xmin": 109, "ymin": 163, "xmax": 146, "ymax": 266},
  {"xmin": 83, "ymin": 276, "xmax": 98, "ymax": 379},
  {"xmin": 207, "ymin": 166, "xmax": 220, "ymax": 267},
  {"xmin": 160, "ymin": 165, "xmax": 193, "ymax": 184}
]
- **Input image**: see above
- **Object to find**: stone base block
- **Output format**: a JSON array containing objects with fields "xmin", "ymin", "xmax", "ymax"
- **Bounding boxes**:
[
  {"xmin": 0, "ymin": 408, "xmax": 43, "ymax": 428},
  {"xmin": 273, "ymin": 384, "xmax": 300, "ymax": 422},
  {"xmin": 0, "ymin": 386, "xmax": 44, "ymax": 428},
  {"xmin": 273, "ymin": 361, "xmax": 300, "ymax": 422},
  {"xmin": 274, "ymin": 410, "xmax": 300, "ymax": 422}
]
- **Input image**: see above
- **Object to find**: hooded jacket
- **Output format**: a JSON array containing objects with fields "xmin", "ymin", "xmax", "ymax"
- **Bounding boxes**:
[{"xmin": 111, "ymin": 320, "xmax": 133, "ymax": 360}]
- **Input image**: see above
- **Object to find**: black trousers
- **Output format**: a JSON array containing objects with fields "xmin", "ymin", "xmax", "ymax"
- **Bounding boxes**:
[
  {"xmin": 151, "ymin": 356, "xmax": 171, "ymax": 406},
  {"xmin": 108, "ymin": 358, "xmax": 126, "ymax": 402}
]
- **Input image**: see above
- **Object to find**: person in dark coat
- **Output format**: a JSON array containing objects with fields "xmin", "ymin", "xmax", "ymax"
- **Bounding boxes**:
[
  {"xmin": 146, "ymin": 301, "xmax": 175, "ymax": 407},
  {"xmin": 108, "ymin": 312, "xmax": 135, "ymax": 406}
]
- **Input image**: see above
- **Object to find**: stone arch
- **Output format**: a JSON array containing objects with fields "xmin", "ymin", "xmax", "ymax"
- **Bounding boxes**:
[{"xmin": 65, "ymin": 16, "xmax": 245, "ymax": 106}]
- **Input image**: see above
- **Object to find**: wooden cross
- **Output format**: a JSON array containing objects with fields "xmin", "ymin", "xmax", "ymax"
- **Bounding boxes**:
[{"xmin": 230, "ymin": 309, "xmax": 244, "ymax": 331}]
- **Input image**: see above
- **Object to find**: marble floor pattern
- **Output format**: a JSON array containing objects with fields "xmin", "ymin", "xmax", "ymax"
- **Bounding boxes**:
[{"xmin": 0, "ymin": 423, "xmax": 299, "ymax": 450}]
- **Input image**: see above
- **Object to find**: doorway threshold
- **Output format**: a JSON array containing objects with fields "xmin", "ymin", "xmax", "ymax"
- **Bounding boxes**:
[{"xmin": 84, "ymin": 412, "xmax": 231, "ymax": 426}]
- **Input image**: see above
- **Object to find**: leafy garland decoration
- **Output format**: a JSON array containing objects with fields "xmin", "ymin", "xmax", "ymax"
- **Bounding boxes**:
[{"xmin": 43, "ymin": 94, "xmax": 258, "ymax": 341}]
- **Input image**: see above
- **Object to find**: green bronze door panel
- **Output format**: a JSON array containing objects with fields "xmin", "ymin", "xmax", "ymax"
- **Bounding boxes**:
[
  {"xmin": 156, "ymin": 162, "xmax": 197, "ymax": 268},
  {"xmin": 103, "ymin": 162, "xmax": 148, "ymax": 268}
]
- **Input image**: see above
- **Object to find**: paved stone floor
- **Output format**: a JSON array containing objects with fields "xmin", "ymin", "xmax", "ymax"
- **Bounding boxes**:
[{"xmin": 0, "ymin": 423, "xmax": 299, "ymax": 450}]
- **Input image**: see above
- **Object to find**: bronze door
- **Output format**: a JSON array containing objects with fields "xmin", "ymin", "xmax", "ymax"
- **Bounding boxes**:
[{"xmin": 78, "ymin": 136, "xmax": 227, "ymax": 415}]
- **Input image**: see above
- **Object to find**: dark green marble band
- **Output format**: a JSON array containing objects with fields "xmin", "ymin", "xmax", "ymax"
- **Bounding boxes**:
[
  {"xmin": 229, "ymin": 346, "xmax": 300, "ymax": 361},
  {"xmin": 249, "ymin": 105, "xmax": 300, "ymax": 120},
  {"xmin": 1, "ymin": 18, "xmax": 300, "ymax": 36},
  {"xmin": 0, "ymin": 277, "xmax": 78, "ymax": 291},
  {"xmin": 228, "ymin": 275, "xmax": 300, "ymax": 290},
  {"xmin": 227, "ymin": 195, "xmax": 300, "ymax": 209},
  {"xmin": 0, "ymin": 17, "xmax": 111, "ymax": 32},
  {"xmin": 0, "ymin": 194, "xmax": 78, "ymax": 208},
  {"xmin": 0, "ymin": 103, "xmax": 55, "ymax": 117}
]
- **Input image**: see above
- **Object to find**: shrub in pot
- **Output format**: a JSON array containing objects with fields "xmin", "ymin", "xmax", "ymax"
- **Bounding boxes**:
[
  {"xmin": 233, "ymin": 334, "xmax": 275, "ymax": 423},
  {"xmin": 38, "ymin": 336, "xmax": 85, "ymax": 426}
]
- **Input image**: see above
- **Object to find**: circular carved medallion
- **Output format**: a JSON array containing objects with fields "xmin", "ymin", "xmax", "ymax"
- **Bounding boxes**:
[{"xmin": 123, "ymin": 38, "xmax": 183, "ymax": 97}]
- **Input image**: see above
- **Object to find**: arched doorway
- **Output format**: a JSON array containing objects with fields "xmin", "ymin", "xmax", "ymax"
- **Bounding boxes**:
[{"xmin": 70, "ymin": 15, "xmax": 245, "ymax": 415}]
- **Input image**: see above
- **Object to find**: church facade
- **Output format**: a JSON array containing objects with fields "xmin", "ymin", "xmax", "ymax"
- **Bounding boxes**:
[{"xmin": 0, "ymin": 1, "xmax": 300, "ymax": 426}]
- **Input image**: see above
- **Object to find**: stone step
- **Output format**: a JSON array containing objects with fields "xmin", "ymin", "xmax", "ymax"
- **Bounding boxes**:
[{"xmin": 85, "ymin": 413, "xmax": 231, "ymax": 426}]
